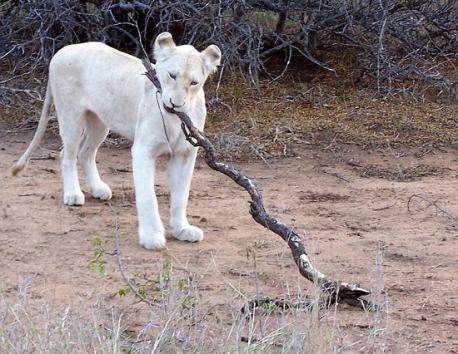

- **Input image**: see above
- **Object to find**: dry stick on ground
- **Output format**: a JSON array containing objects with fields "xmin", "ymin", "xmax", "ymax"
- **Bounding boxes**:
[
  {"xmin": 142, "ymin": 58, "xmax": 374, "ymax": 311},
  {"xmin": 407, "ymin": 194, "xmax": 457, "ymax": 221}
]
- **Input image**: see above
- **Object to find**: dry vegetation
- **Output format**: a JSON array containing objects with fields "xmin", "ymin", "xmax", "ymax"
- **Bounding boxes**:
[
  {"xmin": 206, "ymin": 57, "xmax": 457, "ymax": 160},
  {"xmin": 0, "ymin": 252, "xmax": 388, "ymax": 353},
  {"xmin": 1, "ymin": 0, "xmax": 457, "ymax": 107}
]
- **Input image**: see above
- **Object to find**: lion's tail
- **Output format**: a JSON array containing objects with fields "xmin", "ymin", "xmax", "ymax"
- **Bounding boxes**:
[{"xmin": 12, "ymin": 82, "xmax": 53, "ymax": 176}]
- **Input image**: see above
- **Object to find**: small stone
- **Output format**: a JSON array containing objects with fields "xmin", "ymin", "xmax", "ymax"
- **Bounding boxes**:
[{"xmin": 421, "ymin": 316, "xmax": 427, "ymax": 321}]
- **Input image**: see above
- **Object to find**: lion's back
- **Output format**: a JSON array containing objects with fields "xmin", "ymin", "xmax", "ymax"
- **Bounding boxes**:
[{"xmin": 48, "ymin": 42, "xmax": 148, "ymax": 139}]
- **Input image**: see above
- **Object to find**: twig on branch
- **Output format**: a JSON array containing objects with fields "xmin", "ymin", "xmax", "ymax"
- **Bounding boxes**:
[{"xmin": 143, "ymin": 58, "xmax": 375, "ymax": 310}]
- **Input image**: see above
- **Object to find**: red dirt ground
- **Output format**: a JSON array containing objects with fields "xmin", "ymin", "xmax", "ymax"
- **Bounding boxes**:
[{"xmin": 1, "ymin": 128, "xmax": 457, "ymax": 352}]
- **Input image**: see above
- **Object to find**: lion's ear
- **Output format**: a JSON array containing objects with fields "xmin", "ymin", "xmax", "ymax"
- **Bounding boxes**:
[
  {"xmin": 201, "ymin": 45, "xmax": 221, "ymax": 74},
  {"xmin": 154, "ymin": 32, "xmax": 176, "ymax": 61}
]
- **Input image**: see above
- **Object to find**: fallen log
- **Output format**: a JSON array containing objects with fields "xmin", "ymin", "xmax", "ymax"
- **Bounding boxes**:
[{"xmin": 142, "ymin": 58, "xmax": 375, "ymax": 310}]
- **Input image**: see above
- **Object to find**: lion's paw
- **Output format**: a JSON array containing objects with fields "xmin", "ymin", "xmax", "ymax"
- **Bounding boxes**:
[
  {"xmin": 139, "ymin": 230, "xmax": 166, "ymax": 250},
  {"xmin": 91, "ymin": 182, "xmax": 112, "ymax": 200},
  {"xmin": 64, "ymin": 191, "xmax": 85, "ymax": 206},
  {"xmin": 173, "ymin": 225, "xmax": 203, "ymax": 243}
]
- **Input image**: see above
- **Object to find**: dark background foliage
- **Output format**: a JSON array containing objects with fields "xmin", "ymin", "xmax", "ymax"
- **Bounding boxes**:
[{"xmin": 1, "ymin": 0, "xmax": 457, "ymax": 108}]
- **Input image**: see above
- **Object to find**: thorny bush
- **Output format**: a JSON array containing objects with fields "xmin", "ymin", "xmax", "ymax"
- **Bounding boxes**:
[{"xmin": 0, "ymin": 0, "xmax": 457, "ymax": 110}]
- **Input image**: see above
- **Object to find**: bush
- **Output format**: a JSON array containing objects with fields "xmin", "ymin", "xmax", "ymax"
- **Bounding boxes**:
[{"xmin": 0, "ymin": 0, "xmax": 456, "ymax": 108}]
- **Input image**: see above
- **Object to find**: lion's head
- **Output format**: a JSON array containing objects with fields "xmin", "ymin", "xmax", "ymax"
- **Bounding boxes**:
[{"xmin": 153, "ymin": 32, "xmax": 221, "ymax": 113}]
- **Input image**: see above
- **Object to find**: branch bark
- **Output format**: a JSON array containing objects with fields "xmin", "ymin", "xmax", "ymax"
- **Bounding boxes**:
[{"xmin": 143, "ymin": 58, "xmax": 374, "ymax": 310}]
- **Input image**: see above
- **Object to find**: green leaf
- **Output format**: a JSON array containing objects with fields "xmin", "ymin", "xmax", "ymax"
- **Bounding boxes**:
[
  {"xmin": 98, "ymin": 263, "xmax": 106, "ymax": 275},
  {"xmin": 87, "ymin": 260, "xmax": 96, "ymax": 270},
  {"xmin": 118, "ymin": 288, "xmax": 131, "ymax": 297},
  {"xmin": 177, "ymin": 279, "xmax": 187, "ymax": 290}
]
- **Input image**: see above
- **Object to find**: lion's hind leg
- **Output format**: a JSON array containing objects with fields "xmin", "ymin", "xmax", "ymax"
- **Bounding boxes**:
[
  {"xmin": 58, "ymin": 110, "xmax": 86, "ymax": 206},
  {"xmin": 78, "ymin": 111, "xmax": 112, "ymax": 200}
]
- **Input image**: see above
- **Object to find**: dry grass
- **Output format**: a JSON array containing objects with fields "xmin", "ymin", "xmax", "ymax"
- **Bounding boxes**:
[
  {"xmin": 1, "ymin": 247, "xmax": 388, "ymax": 354},
  {"xmin": 0, "ymin": 278, "xmax": 125, "ymax": 353},
  {"xmin": 205, "ymin": 68, "xmax": 457, "ymax": 160}
]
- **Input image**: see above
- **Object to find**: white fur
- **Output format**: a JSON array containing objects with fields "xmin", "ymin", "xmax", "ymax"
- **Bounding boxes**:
[{"xmin": 12, "ymin": 33, "xmax": 221, "ymax": 250}]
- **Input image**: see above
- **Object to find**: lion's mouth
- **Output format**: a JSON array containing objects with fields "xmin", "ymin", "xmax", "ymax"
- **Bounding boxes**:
[{"xmin": 163, "ymin": 104, "xmax": 176, "ymax": 114}]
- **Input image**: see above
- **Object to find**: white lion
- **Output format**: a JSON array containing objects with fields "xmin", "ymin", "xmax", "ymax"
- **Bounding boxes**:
[{"xmin": 12, "ymin": 32, "xmax": 221, "ymax": 250}]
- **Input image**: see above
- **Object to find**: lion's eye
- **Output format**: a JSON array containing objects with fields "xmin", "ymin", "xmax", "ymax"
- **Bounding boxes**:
[
  {"xmin": 190, "ymin": 80, "xmax": 198, "ymax": 86},
  {"xmin": 169, "ymin": 73, "xmax": 176, "ymax": 80}
]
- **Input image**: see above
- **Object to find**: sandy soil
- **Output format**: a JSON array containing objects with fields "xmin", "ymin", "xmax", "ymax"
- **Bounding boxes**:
[{"xmin": 1, "ymin": 128, "xmax": 457, "ymax": 352}]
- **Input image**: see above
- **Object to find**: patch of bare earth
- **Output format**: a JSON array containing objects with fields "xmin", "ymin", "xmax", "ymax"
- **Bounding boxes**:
[{"xmin": 1, "ymin": 126, "xmax": 457, "ymax": 352}]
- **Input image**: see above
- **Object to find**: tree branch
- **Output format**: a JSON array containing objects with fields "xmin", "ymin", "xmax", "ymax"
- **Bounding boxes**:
[{"xmin": 142, "ymin": 58, "xmax": 375, "ymax": 310}]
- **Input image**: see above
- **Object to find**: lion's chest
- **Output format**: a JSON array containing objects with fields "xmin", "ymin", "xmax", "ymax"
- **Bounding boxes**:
[
  {"xmin": 134, "ymin": 88, "xmax": 206, "ymax": 157},
  {"xmin": 134, "ymin": 105, "xmax": 204, "ymax": 158},
  {"xmin": 164, "ymin": 113, "xmax": 202, "ymax": 155}
]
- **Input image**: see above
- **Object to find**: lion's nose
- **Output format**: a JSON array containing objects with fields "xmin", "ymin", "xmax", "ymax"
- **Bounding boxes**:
[{"xmin": 170, "ymin": 98, "xmax": 183, "ymax": 108}]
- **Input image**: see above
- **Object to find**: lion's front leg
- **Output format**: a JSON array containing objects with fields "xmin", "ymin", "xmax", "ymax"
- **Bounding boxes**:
[
  {"xmin": 167, "ymin": 149, "xmax": 203, "ymax": 243},
  {"xmin": 132, "ymin": 144, "xmax": 166, "ymax": 250}
]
